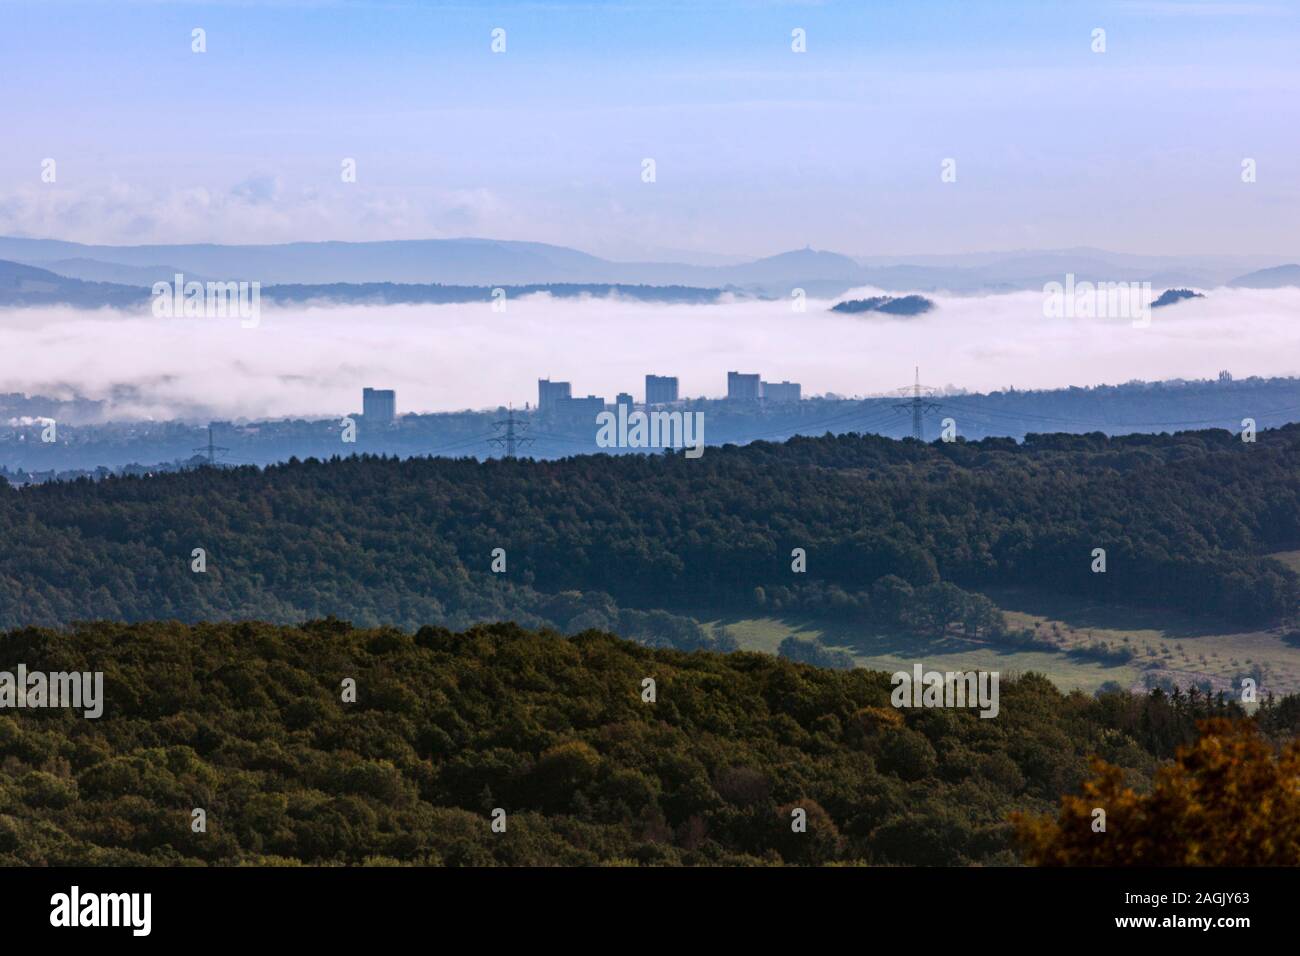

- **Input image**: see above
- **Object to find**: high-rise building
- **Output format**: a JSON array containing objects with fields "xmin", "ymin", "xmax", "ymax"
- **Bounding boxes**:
[
  {"xmin": 645, "ymin": 374, "xmax": 679, "ymax": 406},
  {"xmin": 762, "ymin": 380, "xmax": 801, "ymax": 403},
  {"xmin": 616, "ymin": 392, "xmax": 634, "ymax": 410},
  {"xmin": 555, "ymin": 395, "xmax": 606, "ymax": 421},
  {"xmin": 362, "ymin": 388, "xmax": 396, "ymax": 424},
  {"xmin": 538, "ymin": 378, "xmax": 572, "ymax": 412},
  {"xmin": 727, "ymin": 371, "xmax": 762, "ymax": 401}
]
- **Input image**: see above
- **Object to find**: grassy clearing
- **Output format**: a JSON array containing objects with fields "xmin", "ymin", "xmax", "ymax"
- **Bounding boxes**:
[
  {"xmin": 704, "ymin": 567, "xmax": 1300, "ymax": 697},
  {"xmin": 705, "ymin": 614, "xmax": 1143, "ymax": 695},
  {"xmin": 1271, "ymin": 549, "xmax": 1300, "ymax": 574},
  {"xmin": 983, "ymin": 586, "xmax": 1300, "ymax": 697}
]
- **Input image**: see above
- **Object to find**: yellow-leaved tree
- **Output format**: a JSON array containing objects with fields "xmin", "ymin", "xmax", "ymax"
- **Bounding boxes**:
[{"xmin": 1015, "ymin": 718, "xmax": 1300, "ymax": 865}]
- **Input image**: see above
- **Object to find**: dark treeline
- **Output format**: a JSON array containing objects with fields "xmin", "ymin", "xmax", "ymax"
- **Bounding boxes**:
[
  {"xmin": 260, "ymin": 281, "xmax": 725, "ymax": 306},
  {"xmin": 0, "ymin": 426, "xmax": 1296, "ymax": 636},
  {"xmin": 5, "ymin": 620, "xmax": 1293, "ymax": 866}
]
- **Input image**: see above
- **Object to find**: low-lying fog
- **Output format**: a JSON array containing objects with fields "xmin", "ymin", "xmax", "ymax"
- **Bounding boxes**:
[{"xmin": 2, "ymin": 286, "xmax": 1298, "ymax": 421}]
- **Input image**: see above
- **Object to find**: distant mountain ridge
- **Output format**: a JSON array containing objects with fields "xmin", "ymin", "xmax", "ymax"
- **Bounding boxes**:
[
  {"xmin": 0, "ymin": 259, "xmax": 729, "ymax": 308},
  {"xmin": 1229, "ymin": 264, "xmax": 1300, "ymax": 289},
  {"xmin": 2, "ymin": 235, "xmax": 1297, "ymax": 297},
  {"xmin": 36, "ymin": 257, "xmax": 211, "ymax": 286},
  {"xmin": 0, "ymin": 259, "xmax": 146, "ymax": 308},
  {"xmin": 0, "ymin": 237, "xmax": 859, "ymax": 291}
]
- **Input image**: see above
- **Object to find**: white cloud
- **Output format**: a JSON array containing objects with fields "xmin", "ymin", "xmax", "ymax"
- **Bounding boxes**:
[{"xmin": 0, "ymin": 181, "xmax": 513, "ymax": 246}]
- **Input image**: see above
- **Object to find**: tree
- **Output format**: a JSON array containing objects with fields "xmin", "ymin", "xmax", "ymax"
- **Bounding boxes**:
[{"xmin": 1014, "ymin": 718, "xmax": 1300, "ymax": 865}]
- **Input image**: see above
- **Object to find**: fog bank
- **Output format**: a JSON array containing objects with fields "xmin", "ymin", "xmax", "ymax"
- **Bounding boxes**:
[{"xmin": 2, "ymin": 287, "xmax": 1298, "ymax": 421}]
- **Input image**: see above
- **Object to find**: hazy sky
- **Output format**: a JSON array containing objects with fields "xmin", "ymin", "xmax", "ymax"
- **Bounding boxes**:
[{"xmin": 1, "ymin": 0, "xmax": 1298, "ymax": 260}]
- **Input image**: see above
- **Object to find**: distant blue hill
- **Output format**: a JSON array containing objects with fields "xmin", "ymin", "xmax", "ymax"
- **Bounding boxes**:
[
  {"xmin": 1151, "ymin": 288, "xmax": 1205, "ymax": 308},
  {"xmin": 1229, "ymin": 264, "xmax": 1300, "ymax": 289},
  {"xmin": 0, "ymin": 259, "xmax": 146, "ymax": 308},
  {"xmin": 0, "ymin": 259, "xmax": 728, "ymax": 308},
  {"xmin": 830, "ymin": 294, "xmax": 935, "ymax": 316},
  {"xmin": 0, "ymin": 236, "xmax": 861, "ymax": 291},
  {"xmin": 261, "ymin": 281, "xmax": 727, "ymax": 306},
  {"xmin": 4, "ymin": 235, "xmax": 1294, "ymax": 295}
]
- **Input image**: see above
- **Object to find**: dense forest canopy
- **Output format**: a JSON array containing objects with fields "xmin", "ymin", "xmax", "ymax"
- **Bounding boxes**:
[
  {"xmin": 5, "ymin": 619, "xmax": 1294, "ymax": 866},
  {"xmin": 0, "ymin": 426, "xmax": 1296, "ymax": 637}
]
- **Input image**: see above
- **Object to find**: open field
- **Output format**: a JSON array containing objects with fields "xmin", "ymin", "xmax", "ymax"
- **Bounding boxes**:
[
  {"xmin": 707, "ymin": 613, "xmax": 1143, "ymax": 694},
  {"xmin": 1273, "ymin": 550, "xmax": 1300, "ymax": 574},
  {"xmin": 983, "ymin": 585, "xmax": 1300, "ymax": 697},
  {"xmin": 705, "ymin": 562, "xmax": 1300, "ymax": 697}
]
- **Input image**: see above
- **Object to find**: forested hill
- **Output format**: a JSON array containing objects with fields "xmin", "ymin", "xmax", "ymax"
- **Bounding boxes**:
[
  {"xmin": 0, "ymin": 426, "xmax": 1296, "ymax": 634},
  {"xmin": 3, "ymin": 619, "xmax": 1288, "ymax": 866}
]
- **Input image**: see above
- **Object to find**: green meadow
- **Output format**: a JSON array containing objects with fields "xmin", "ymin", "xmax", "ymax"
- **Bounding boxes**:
[{"xmin": 705, "ymin": 554, "xmax": 1300, "ymax": 697}]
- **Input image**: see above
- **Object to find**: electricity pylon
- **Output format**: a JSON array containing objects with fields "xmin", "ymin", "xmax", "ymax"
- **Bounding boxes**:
[
  {"xmin": 893, "ymin": 367, "xmax": 940, "ymax": 440},
  {"xmin": 193, "ymin": 423, "xmax": 229, "ymax": 466},
  {"xmin": 490, "ymin": 405, "xmax": 533, "ymax": 458}
]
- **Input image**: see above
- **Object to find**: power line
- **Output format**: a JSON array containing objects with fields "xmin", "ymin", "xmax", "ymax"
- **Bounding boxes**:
[
  {"xmin": 531, "ymin": 402, "xmax": 908, "ymax": 449},
  {"xmin": 489, "ymin": 405, "xmax": 534, "ymax": 458},
  {"xmin": 936, "ymin": 397, "xmax": 1300, "ymax": 431},
  {"xmin": 192, "ymin": 423, "xmax": 229, "ymax": 466},
  {"xmin": 735, "ymin": 405, "xmax": 903, "ymax": 443},
  {"xmin": 893, "ymin": 366, "xmax": 940, "ymax": 440},
  {"xmin": 425, "ymin": 434, "xmax": 497, "ymax": 455}
]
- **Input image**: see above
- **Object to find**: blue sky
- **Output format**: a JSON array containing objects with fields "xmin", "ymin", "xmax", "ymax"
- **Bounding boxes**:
[{"xmin": 1, "ymin": 0, "xmax": 1297, "ymax": 258}]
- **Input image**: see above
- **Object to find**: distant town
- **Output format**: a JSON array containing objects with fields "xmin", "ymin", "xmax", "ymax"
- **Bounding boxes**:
[
  {"xmin": 357, "ymin": 372, "xmax": 803, "ymax": 431},
  {"xmin": 3, "ymin": 371, "xmax": 1298, "ymax": 485}
]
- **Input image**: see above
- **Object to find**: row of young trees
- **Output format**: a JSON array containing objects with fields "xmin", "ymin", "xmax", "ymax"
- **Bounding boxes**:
[{"xmin": 757, "ymin": 578, "xmax": 1005, "ymax": 638}]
